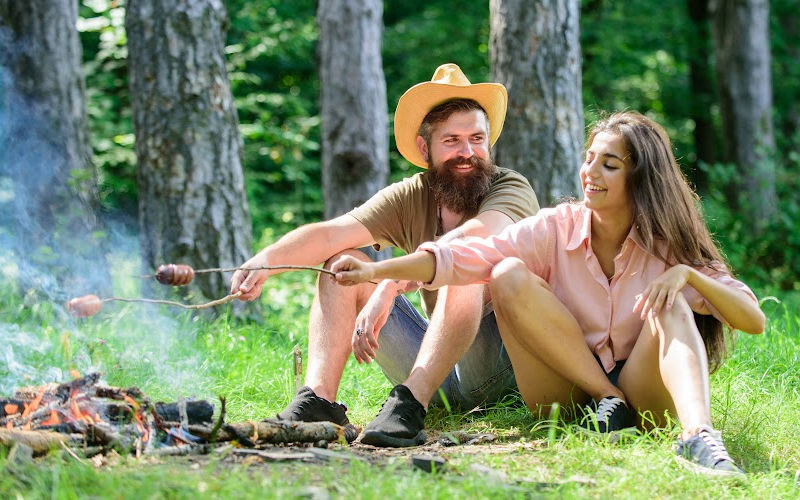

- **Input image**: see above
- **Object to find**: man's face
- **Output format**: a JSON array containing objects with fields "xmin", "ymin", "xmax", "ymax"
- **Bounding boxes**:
[{"xmin": 419, "ymin": 110, "xmax": 494, "ymax": 215}]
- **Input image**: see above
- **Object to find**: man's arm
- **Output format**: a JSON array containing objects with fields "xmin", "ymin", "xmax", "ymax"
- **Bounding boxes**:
[
  {"xmin": 438, "ymin": 209, "xmax": 514, "ymax": 243},
  {"xmin": 231, "ymin": 214, "xmax": 375, "ymax": 300}
]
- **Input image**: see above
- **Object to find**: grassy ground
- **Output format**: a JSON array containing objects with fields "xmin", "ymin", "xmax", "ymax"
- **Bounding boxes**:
[{"xmin": 1, "ymin": 271, "xmax": 799, "ymax": 499}]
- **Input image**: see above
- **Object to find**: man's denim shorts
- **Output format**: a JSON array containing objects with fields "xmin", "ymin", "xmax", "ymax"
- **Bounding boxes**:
[{"xmin": 373, "ymin": 294, "xmax": 517, "ymax": 409}]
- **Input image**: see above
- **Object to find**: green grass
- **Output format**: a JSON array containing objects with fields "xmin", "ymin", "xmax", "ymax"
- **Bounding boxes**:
[{"xmin": 1, "ymin": 272, "xmax": 799, "ymax": 498}]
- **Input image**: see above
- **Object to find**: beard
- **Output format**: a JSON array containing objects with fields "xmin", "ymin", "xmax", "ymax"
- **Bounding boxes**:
[{"xmin": 428, "ymin": 154, "xmax": 494, "ymax": 215}]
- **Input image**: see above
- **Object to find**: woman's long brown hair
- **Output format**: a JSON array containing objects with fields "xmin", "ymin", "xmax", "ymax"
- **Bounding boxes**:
[{"xmin": 587, "ymin": 111, "xmax": 731, "ymax": 371}]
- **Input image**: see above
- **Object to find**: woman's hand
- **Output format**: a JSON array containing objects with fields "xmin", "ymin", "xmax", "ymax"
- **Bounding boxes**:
[
  {"xmin": 633, "ymin": 264, "xmax": 692, "ymax": 319},
  {"xmin": 331, "ymin": 255, "xmax": 376, "ymax": 285},
  {"xmin": 351, "ymin": 282, "xmax": 398, "ymax": 363}
]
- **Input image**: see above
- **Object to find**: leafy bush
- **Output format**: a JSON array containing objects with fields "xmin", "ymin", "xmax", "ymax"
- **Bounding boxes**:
[{"xmin": 701, "ymin": 132, "xmax": 800, "ymax": 291}]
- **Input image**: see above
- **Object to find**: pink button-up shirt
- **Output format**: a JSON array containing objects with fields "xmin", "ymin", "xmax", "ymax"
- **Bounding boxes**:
[{"xmin": 419, "ymin": 203, "xmax": 758, "ymax": 373}]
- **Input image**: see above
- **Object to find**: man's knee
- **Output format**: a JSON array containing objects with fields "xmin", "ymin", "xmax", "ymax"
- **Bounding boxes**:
[
  {"xmin": 489, "ymin": 257, "xmax": 544, "ymax": 301},
  {"xmin": 322, "ymin": 248, "xmax": 373, "ymax": 270}
]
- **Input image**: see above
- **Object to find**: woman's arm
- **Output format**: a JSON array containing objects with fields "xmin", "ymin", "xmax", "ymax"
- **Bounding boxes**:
[
  {"xmin": 633, "ymin": 264, "xmax": 765, "ymax": 334},
  {"xmin": 332, "ymin": 251, "xmax": 436, "ymax": 286}
]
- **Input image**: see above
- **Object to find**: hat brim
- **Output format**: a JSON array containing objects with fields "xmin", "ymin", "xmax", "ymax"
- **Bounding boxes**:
[{"xmin": 394, "ymin": 81, "xmax": 508, "ymax": 168}]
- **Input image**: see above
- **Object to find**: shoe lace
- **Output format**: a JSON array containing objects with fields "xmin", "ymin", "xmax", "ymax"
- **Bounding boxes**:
[
  {"xmin": 697, "ymin": 428, "xmax": 734, "ymax": 464},
  {"xmin": 594, "ymin": 397, "xmax": 624, "ymax": 423}
]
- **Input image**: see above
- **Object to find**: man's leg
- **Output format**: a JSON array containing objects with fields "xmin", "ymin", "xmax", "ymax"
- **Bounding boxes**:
[
  {"xmin": 305, "ymin": 249, "xmax": 378, "ymax": 401},
  {"xmin": 361, "ymin": 284, "xmax": 486, "ymax": 446},
  {"xmin": 403, "ymin": 283, "xmax": 487, "ymax": 408},
  {"xmin": 276, "ymin": 249, "xmax": 376, "ymax": 429}
]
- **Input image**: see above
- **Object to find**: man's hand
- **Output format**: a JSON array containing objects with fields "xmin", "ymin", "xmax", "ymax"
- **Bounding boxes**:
[
  {"xmin": 633, "ymin": 264, "xmax": 692, "ymax": 319},
  {"xmin": 351, "ymin": 281, "xmax": 398, "ymax": 363},
  {"xmin": 331, "ymin": 255, "xmax": 376, "ymax": 285},
  {"xmin": 230, "ymin": 254, "xmax": 270, "ymax": 301}
]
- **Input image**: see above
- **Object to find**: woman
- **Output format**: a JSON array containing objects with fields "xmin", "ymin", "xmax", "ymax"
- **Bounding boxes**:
[{"xmin": 332, "ymin": 111, "xmax": 765, "ymax": 476}]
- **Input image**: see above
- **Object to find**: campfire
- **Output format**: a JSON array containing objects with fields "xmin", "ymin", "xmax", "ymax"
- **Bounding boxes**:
[{"xmin": 0, "ymin": 373, "xmax": 356, "ymax": 460}]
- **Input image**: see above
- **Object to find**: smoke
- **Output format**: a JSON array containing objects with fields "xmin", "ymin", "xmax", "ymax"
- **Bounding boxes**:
[{"xmin": 0, "ymin": 25, "xmax": 214, "ymax": 400}]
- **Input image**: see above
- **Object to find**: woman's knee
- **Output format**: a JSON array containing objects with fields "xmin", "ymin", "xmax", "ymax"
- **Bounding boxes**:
[
  {"xmin": 653, "ymin": 292, "xmax": 694, "ymax": 327},
  {"xmin": 489, "ymin": 258, "xmax": 546, "ymax": 301}
]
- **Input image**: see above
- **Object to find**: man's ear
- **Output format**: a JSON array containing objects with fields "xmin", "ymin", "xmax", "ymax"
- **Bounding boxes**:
[{"xmin": 416, "ymin": 136, "xmax": 429, "ymax": 162}]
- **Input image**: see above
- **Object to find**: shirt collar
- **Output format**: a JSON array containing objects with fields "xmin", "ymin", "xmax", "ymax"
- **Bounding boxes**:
[
  {"xmin": 565, "ymin": 204, "xmax": 648, "ymax": 253},
  {"xmin": 565, "ymin": 205, "xmax": 592, "ymax": 251}
]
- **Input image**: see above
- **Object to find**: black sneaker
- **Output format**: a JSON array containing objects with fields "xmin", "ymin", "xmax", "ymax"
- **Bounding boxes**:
[
  {"xmin": 676, "ymin": 426, "xmax": 744, "ymax": 477},
  {"xmin": 580, "ymin": 396, "xmax": 637, "ymax": 434},
  {"xmin": 360, "ymin": 385, "xmax": 426, "ymax": 447},
  {"xmin": 274, "ymin": 386, "xmax": 358, "ymax": 442}
]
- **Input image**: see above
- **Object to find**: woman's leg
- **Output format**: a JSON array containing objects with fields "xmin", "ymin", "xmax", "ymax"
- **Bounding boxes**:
[
  {"xmin": 618, "ymin": 292, "xmax": 711, "ymax": 434},
  {"xmin": 489, "ymin": 258, "xmax": 624, "ymax": 415}
]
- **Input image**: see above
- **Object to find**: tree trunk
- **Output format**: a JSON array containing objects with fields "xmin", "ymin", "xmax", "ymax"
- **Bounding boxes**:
[
  {"xmin": 489, "ymin": 0, "xmax": 583, "ymax": 205},
  {"xmin": 0, "ymin": 0, "xmax": 108, "ymax": 297},
  {"xmin": 686, "ymin": 0, "xmax": 717, "ymax": 193},
  {"xmin": 317, "ymin": 0, "xmax": 388, "ymax": 221},
  {"xmin": 126, "ymin": 0, "xmax": 253, "ymax": 303},
  {"xmin": 710, "ymin": 0, "xmax": 776, "ymax": 224}
]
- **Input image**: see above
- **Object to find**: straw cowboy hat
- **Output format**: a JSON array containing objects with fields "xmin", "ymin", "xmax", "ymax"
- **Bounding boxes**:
[{"xmin": 394, "ymin": 63, "xmax": 508, "ymax": 168}]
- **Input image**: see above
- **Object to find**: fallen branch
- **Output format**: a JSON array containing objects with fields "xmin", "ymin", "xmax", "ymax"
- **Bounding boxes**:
[
  {"xmin": 189, "ymin": 420, "xmax": 345, "ymax": 445},
  {"xmin": 0, "ymin": 428, "xmax": 71, "ymax": 455}
]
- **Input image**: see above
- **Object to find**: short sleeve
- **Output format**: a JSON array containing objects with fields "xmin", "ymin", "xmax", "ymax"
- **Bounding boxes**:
[
  {"xmin": 479, "ymin": 168, "xmax": 539, "ymax": 222},
  {"xmin": 683, "ymin": 263, "xmax": 759, "ymax": 326}
]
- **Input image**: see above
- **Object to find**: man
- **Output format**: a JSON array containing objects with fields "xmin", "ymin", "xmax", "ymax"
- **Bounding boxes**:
[{"xmin": 231, "ymin": 63, "xmax": 538, "ymax": 447}]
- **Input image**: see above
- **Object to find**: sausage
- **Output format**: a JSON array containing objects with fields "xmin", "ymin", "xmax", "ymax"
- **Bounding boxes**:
[
  {"xmin": 155, "ymin": 264, "xmax": 195, "ymax": 286},
  {"xmin": 67, "ymin": 295, "xmax": 103, "ymax": 318}
]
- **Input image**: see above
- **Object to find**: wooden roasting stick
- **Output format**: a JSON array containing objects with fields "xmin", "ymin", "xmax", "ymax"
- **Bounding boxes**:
[
  {"xmin": 151, "ymin": 264, "xmax": 337, "ymax": 286},
  {"xmin": 69, "ymin": 262, "xmax": 375, "ymax": 318},
  {"xmin": 67, "ymin": 291, "xmax": 243, "ymax": 318}
]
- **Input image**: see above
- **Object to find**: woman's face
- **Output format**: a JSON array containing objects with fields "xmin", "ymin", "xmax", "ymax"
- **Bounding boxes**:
[{"xmin": 580, "ymin": 131, "xmax": 634, "ymax": 216}]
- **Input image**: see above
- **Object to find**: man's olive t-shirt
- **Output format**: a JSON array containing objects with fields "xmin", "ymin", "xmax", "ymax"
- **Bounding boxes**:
[{"xmin": 348, "ymin": 166, "xmax": 539, "ymax": 317}]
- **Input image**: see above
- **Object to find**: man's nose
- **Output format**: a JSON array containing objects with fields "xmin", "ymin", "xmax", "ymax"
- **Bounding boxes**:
[{"xmin": 457, "ymin": 141, "xmax": 474, "ymax": 157}]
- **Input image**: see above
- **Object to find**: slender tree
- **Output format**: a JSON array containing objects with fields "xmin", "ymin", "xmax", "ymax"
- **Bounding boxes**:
[
  {"xmin": 710, "ymin": 0, "xmax": 775, "ymax": 224},
  {"xmin": 316, "ymin": 0, "xmax": 388, "ymax": 220},
  {"xmin": 126, "ymin": 0, "xmax": 253, "ymax": 302},
  {"xmin": 489, "ymin": 0, "xmax": 583, "ymax": 204},
  {"xmin": 686, "ymin": 0, "xmax": 717, "ymax": 193},
  {"xmin": 0, "ymin": 0, "xmax": 108, "ymax": 297}
]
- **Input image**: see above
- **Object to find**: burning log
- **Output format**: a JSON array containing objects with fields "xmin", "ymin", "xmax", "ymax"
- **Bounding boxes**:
[
  {"xmin": 2, "ymin": 373, "xmax": 357, "ymax": 462},
  {"xmin": 154, "ymin": 400, "xmax": 214, "ymax": 425}
]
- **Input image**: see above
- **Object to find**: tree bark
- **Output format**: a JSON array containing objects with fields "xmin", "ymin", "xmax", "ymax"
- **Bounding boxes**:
[
  {"xmin": 0, "ymin": 0, "xmax": 108, "ymax": 297},
  {"xmin": 489, "ymin": 0, "xmax": 583, "ymax": 205},
  {"xmin": 317, "ymin": 0, "xmax": 388, "ymax": 221},
  {"xmin": 686, "ymin": 0, "xmax": 717, "ymax": 193},
  {"xmin": 126, "ymin": 0, "xmax": 253, "ymax": 303},
  {"xmin": 710, "ymin": 0, "xmax": 776, "ymax": 224}
]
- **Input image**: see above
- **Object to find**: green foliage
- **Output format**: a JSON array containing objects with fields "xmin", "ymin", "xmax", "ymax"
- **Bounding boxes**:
[
  {"xmin": 581, "ymin": 0, "xmax": 701, "ymax": 168},
  {"xmin": 702, "ymin": 135, "xmax": 800, "ymax": 291},
  {"xmin": 225, "ymin": 0, "xmax": 322, "ymax": 239},
  {"xmin": 79, "ymin": 0, "xmax": 136, "ymax": 218}
]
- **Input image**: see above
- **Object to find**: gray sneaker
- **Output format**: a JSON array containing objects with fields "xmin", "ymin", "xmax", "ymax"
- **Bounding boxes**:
[
  {"xmin": 675, "ymin": 426, "xmax": 744, "ymax": 476},
  {"xmin": 580, "ymin": 396, "xmax": 637, "ymax": 434}
]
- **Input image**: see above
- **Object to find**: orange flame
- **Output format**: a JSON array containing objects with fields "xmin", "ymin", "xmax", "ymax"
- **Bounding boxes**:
[
  {"xmin": 21, "ymin": 389, "xmax": 45, "ymax": 418},
  {"xmin": 41, "ymin": 410, "xmax": 61, "ymax": 426}
]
